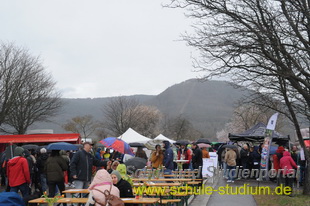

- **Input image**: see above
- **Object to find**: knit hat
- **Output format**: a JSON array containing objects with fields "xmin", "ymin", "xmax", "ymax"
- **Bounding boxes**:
[
  {"xmin": 40, "ymin": 148, "xmax": 47, "ymax": 154},
  {"xmin": 111, "ymin": 170, "xmax": 122, "ymax": 183},
  {"xmin": 14, "ymin": 147, "xmax": 24, "ymax": 156}
]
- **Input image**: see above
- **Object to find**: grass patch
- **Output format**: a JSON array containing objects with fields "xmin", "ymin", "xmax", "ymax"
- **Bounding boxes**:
[{"xmin": 253, "ymin": 192, "xmax": 310, "ymax": 206}]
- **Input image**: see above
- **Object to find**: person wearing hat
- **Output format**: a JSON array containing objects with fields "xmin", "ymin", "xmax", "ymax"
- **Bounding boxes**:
[
  {"xmin": 111, "ymin": 170, "xmax": 133, "ymax": 199},
  {"xmin": 36, "ymin": 148, "xmax": 48, "ymax": 193},
  {"xmin": 163, "ymin": 141, "xmax": 174, "ymax": 174},
  {"xmin": 6, "ymin": 146, "xmax": 31, "ymax": 197},
  {"xmin": 70, "ymin": 142, "xmax": 108, "ymax": 190}
]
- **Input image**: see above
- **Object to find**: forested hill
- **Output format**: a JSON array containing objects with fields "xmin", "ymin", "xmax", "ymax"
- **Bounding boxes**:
[
  {"xmin": 144, "ymin": 79, "xmax": 248, "ymax": 137},
  {"xmin": 30, "ymin": 79, "xmax": 249, "ymax": 139}
]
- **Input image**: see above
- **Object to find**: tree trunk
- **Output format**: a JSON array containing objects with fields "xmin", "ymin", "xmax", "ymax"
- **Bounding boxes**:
[{"xmin": 303, "ymin": 150, "xmax": 310, "ymax": 195}]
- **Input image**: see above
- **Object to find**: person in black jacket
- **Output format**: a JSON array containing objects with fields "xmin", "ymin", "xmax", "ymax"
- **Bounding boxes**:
[
  {"xmin": 70, "ymin": 142, "xmax": 107, "ymax": 189},
  {"xmin": 36, "ymin": 148, "xmax": 49, "ymax": 193},
  {"xmin": 250, "ymin": 145, "xmax": 261, "ymax": 173},
  {"xmin": 191, "ymin": 143, "xmax": 203, "ymax": 186},
  {"xmin": 240, "ymin": 144, "xmax": 249, "ymax": 170},
  {"xmin": 111, "ymin": 170, "xmax": 134, "ymax": 206},
  {"xmin": 191, "ymin": 143, "xmax": 202, "ymax": 170}
]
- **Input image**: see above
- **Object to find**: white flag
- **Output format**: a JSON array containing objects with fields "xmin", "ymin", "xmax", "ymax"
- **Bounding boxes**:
[{"xmin": 266, "ymin": 113, "xmax": 279, "ymax": 131}]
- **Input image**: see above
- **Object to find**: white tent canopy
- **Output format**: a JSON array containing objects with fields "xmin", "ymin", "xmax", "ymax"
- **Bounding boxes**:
[
  {"xmin": 154, "ymin": 134, "xmax": 176, "ymax": 143},
  {"xmin": 118, "ymin": 128, "xmax": 151, "ymax": 144}
]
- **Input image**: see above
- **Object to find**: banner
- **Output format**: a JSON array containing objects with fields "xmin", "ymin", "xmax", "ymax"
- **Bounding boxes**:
[
  {"xmin": 260, "ymin": 113, "xmax": 279, "ymax": 176},
  {"xmin": 202, "ymin": 152, "xmax": 218, "ymax": 177}
]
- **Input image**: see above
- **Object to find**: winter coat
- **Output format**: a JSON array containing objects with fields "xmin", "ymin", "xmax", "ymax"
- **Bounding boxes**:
[
  {"xmin": 45, "ymin": 155, "xmax": 68, "ymax": 182},
  {"xmin": 115, "ymin": 179, "xmax": 134, "ymax": 198},
  {"xmin": 290, "ymin": 151, "xmax": 298, "ymax": 164},
  {"xmin": 224, "ymin": 149, "xmax": 237, "ymax": 166},
  {"xmin": 37, "ymin": 153, "xmax": 49, "ymax": 174},
  {"xmin": 70, "ymin": 149, "xmax": 107, "ymax": 182},
  {"xmin": 273, "ymin": 147, "xmax": 284, "ymax": 171},
  {"xmin": 191, "ymin": 147, "xmax": 202, "ymax": 169},
  {"xmin": 24, "ymin": 150, "xmax": 35, "ymax": 176},
  {"xmin": 177, "ymin": 148, "xmax": 192, "ymax": 163},
  {"xmin": 95, "ymin": 148, "xmax": 102, "ymax": 160},
  {"xmin": 116, "ymin": 164, "xmax": 133, "ymax": 186},
  {"xmin": 250, "ymin": 146, "xmax": 261, "ymax": 165},
  {"xmin": 150, "ymin": 150, "xmax": 164, "ymax": 169},
  {"xmin": 163, "ymin": 141, "xmax": 174, "ymax": 170},
  {"xmin": 87, "ymin": 169, "xmax": 120, "ymax": 206},
  {"xmin": 240, "ymin": 148, "xmax": 249, "ymax": 165},
  {"xmin": 7, "ymin": 156, "xmax": 30, "ymax": 187},
  {"xmin": 280, "ymin": 151, "xmax": 297, "ymax": 175}
]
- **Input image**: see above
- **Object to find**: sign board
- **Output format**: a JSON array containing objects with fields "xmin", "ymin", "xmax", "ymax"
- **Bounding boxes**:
[{"xmin": 202, "ymin": 152, "xmax": 218, "ymax": 177}]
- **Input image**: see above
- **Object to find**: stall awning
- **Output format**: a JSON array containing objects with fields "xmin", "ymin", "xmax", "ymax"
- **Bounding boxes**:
[
  {"xmin": 0, "ymin": 133, "xmax": 81, "ymax": 144},
  {"xmin": 228, "ymin": 122, "xmax": 289, "ymax": 144}
]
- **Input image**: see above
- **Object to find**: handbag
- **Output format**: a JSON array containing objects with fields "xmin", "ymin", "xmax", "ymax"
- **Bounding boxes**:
[{"xmin": 92, "ymin": 184, "xmax": 124, "ymax": 206}]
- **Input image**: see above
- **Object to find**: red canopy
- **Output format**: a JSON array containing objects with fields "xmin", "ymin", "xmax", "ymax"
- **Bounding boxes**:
[
  {"xmin": 0, "ymin": 133, "xmax": 81, "ymax": 144},
  {"xmin": 305, "ymin": 140, "xmax": 310, "ymax": 147}
]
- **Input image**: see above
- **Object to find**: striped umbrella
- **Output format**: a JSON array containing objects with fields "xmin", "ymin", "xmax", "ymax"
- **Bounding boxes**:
[{"xmin": 99, "ymin": 137, "xmax": 134, "ymax": 156}]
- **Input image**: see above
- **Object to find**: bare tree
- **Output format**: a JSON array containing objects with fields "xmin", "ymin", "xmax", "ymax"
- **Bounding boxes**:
[
  {"xmin": 162, "ymin": 115, "xmax": 202, "ymax": 141},
  {"xmin": 62, "ymin": 115, "xmax": 101, "ymax": 142},
  {"xmin": 169, "ymin": 0, "xmax": 310, "ymax": 194},
  {"xmin": 0, "ymin": 42, "xmax": 62, "ymax": 134},
  {"xmin": 102, "ymin": 96, "xmax": 162, "ymax": 137},
  {"xmin": 130, "ymin": 105, "xmax": 162, "ymax": 138},
  {"xmin": 102, "ymin": 97, "xmax": 140, "ymax": 136}
]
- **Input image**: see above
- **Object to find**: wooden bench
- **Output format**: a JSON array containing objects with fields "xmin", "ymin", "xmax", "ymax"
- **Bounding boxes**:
[
  {"xmin": 186, "ymin": 181, "xmax": 201, "ymax": 185},
  {"xmin": 160, "ymin": 199, "xmax": 182, "ymax": 205},
  {"xmin": 29, "ymin": 197, "xmax": 88, "ymax": 204}
]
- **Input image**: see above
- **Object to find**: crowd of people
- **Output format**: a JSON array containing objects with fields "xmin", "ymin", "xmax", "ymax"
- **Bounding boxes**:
[
  {"xmin": 218, "ymin": 143, "xmax": 309, "ymax": 193},
  {"xmin": 0, "ymin": 140, "xmax": 212, "ymax": 204},
  {"xmin": 0, "ymin": 142, "xmax": 137, "ymax": 205},
  {"xmin": 1, "ymin": 138, "xmax": 307, "ymax": 204}
]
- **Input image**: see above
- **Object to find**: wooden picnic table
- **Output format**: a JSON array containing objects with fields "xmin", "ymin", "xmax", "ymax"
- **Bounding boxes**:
[
  {"xmin": 172, "ymin": 170, "xmax": 198, "ymax": 174},
  {"xmin": 62, "ymin": 188, "xmax": 90, "ymax": 194},
  {"xmin": 132, "ymin": 178, "xmax": 195, "ymax": 182},
  {"xmin": 163, "ymin": 174, "xmax": 195, "ymax": 177},
  {"xmin": 121, "ymin": 197, "xmax": 160, "ymax": 204},
  {"xmin": 133, "ymin": 182, "xmax": 182, "ymax": 187},
  {"xmin": 29, "ymin": 197, "xmax": 160, "ymax": 205},
  {"xmin": 29, "ymin": 197, "xmax": 88, "ymax": 204}
]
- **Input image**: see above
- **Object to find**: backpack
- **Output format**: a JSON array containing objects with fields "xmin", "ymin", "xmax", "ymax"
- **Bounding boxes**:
[
  {"xmin": 0, "ymin": 192, "xmax": 25, "ymax": 206},
  {"xmin": 92, "ymin": 188, "xmax": 124, "ymax": 206}
]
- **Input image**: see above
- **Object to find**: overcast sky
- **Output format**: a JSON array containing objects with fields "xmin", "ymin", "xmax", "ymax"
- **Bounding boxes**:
[{"xmin": 0, "ymin": 0, "xmax": 202, "ymax": 98}]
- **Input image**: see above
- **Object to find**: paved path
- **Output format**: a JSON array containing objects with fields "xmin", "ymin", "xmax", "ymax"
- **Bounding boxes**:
[{"xmin": 206, "ymin": 175, "xmax": 257, "ymax": 206}]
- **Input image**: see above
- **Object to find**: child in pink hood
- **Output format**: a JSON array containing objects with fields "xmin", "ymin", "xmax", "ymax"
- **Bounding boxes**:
[
  {"xmin": 86, "ymin": 169, "xmax": 120, "ymax": 206},
  {"xmin": 279, "ymin": 151, "xmax": 297, "ymax": 195},
  {"xmin": 280, "ymin": 151, "xmax": 297, "ymax": 175}
]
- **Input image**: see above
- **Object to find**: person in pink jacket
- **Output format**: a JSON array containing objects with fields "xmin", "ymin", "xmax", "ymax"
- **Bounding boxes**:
[
  {"xmin": 279, "ymin": 151, "xmax": 297, "ymax": 193},
  {"xmin": 86, "ymin": 169, "xmax": 120, "ymax": 206}
]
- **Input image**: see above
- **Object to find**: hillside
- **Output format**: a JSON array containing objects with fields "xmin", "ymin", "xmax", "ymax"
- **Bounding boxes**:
[
  {"xmin": 29, "ymin": 79, "xmax": 249, "ymax": 139},
  {"xmin": 145, "ymin": 79, "xmax": 248, "ymax": 138}
]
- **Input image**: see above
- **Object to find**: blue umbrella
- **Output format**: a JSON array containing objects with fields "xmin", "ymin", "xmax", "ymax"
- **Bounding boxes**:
[{"xmin": 46, "ymin": 142, "xmax": 78, "ymax": 151}]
